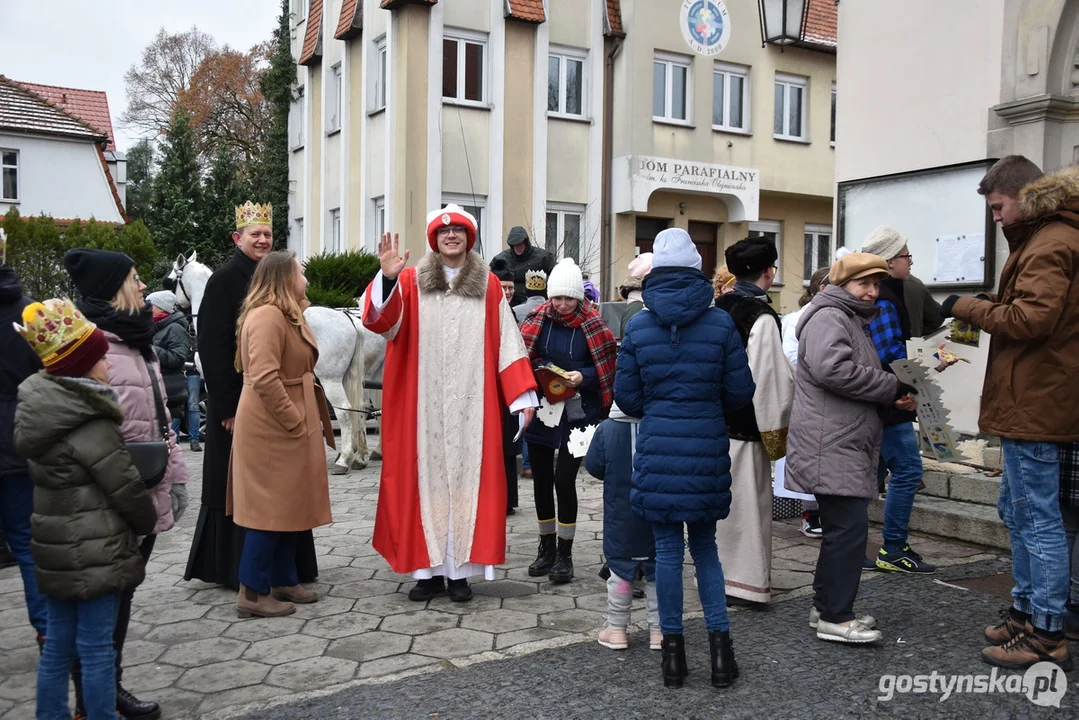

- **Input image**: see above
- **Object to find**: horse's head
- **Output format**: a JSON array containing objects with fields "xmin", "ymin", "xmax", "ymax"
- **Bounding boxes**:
[{"xmin": 163, "ymin": 251, "xmax": 211, "ymax": 314}]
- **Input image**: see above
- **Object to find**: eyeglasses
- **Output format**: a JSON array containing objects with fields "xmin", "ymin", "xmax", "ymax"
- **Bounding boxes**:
[
  {"xmin": 436, "ymin": 225, "xmax": 468, "ymax": 237},
  {"xmin": 893, "ymin": 254, "xmax": 913, "ymax": 261}
]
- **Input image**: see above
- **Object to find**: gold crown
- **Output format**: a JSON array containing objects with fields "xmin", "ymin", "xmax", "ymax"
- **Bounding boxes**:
[
  {"xmin": 15, "ymin": 299, "xmax": 98, "ymax": 367},
  {"xmin": 235, "ymin": 201, "xmax": 272, "ymax": 229},
  {"xmin": 525, "ymin": 270, "xmax": 547, "ymax": 291}
]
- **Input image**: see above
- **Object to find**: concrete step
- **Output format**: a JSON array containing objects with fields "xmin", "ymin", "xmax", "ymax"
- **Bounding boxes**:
[
  {"xmin": 919, "ymin": 469, "xmax": 1000, "ymax": 506},
  {"xmin": 869, "ymin": 495, "xmax": 1009, "ymax": 551}
]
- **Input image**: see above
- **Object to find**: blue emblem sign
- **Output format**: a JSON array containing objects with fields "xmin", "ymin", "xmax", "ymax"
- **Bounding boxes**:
[{"xmin": 680, "ymin": 0, "xmax": 731, "ymax": 57}]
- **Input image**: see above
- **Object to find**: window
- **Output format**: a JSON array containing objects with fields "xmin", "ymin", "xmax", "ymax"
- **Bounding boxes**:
[
  {"xmin": 830, "ymin": 82, "xmax": 836, "ymax": 146},
  {"xmin": 295, "ymin": 218, "xmax": 305, "ymax": 255},
  {"xmin": 293, "ymin": 0, "xmax": 307, "ymax": 21},
  {"xmin": 292, "ymin": 87, "xmax": 305, "ymax": 149},
  {"xmin": 548, "ymin": 49, "xmax": 585, "ymax": 118},
  {"xmin": 374, "ymin": 40, "xmax": 388, "ymax": 111},
  {"xmin": 803, "ymin": 225, "xmax": 832, "ymax": 284},
  {"xmin": 545, "ymin": 205, "xmax": 585, "ymax": 264},
  {"xmin": 373, "ymin": 197, "xmax": 386, "ymax": 245},
  {"xmin": 441, "ymin": 194, "xmax": 485, "ymax": 252},
  {"xmin": 328, "ymin": 64, "xmax": 342, "ymax": 133},
  {"xmin": 1, "ymin": 150, "xmax": 18, "ymax": 201},
  {"xmin": 774, "ymin": 73, "xmax": 807, "ymax": 141},
  {"xmin": 443, "ymin": 32, "xmax": 486, "ymax": 104},
  {"xmin": 329, "ymin": 208, "xmax": 342, "ymax": 253},
  {"xmin": 748, "ymin": 220, "xmax": 782, "ymax": 281},
  {"xmin": 653, "ymin": 53, "xmax": 691, "ymax": 123},
  {"xmin": 712, "ymin": 62, "xmax": 749, "ymax": 132}
]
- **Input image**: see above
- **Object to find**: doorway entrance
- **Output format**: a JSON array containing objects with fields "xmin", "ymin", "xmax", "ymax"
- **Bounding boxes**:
[{"xmin": 688, "ymin": 221, "xmax": 720, "ymax": 279}]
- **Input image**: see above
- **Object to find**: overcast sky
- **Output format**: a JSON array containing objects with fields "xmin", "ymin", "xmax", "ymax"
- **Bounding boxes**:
[{"xmin": 0, "ymin": 0, "xmax": 281, "ymax": 152}]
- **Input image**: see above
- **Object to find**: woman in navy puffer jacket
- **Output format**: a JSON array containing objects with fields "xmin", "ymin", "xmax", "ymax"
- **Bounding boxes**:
[{"xmin": 615, "ymin": 228, "xmax": 754, "ymax": 690}]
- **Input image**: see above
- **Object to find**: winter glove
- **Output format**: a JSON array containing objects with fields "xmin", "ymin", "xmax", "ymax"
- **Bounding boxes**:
[
  {"xmin": 895, "ymin": 381, "xmax": 918, "ymax": 401},
  {"xmin": 940, "ymin": 295, "xmax": 961, "ymax": 319},
  {"xmin": 170, "ymin": 483, "xmax": 189, "ymax": 523}
]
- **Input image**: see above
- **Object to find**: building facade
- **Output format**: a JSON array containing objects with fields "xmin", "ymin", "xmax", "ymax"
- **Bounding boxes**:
[{"xmin": 288, "ymin": 0, "xmax": 836, "ymax": 309}]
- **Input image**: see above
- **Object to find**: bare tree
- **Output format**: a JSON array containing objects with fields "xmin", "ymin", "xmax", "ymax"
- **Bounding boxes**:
[{"xmin": 121, "ymin": 26, "xmax": 218, "ymax": 137}]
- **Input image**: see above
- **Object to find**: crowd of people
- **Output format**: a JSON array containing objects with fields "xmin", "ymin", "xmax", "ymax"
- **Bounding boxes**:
[{"xmin": 2, "ymin": 152, "xmax": 1079, "ymax": 717}]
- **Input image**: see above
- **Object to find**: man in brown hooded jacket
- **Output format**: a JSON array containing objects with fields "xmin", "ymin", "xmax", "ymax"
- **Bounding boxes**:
[{"xmin": 941, "ymin": 155, "xmax": 1077, "ymax": 670}]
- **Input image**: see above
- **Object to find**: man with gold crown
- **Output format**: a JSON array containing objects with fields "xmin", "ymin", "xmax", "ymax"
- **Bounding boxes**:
[
  {"xmin": 184, "ymin": 202, "xmax": 319, "ymax": 589},
  {"xmin": 363, "ymin": 204, "xmax": 539, "ymax": 602}
]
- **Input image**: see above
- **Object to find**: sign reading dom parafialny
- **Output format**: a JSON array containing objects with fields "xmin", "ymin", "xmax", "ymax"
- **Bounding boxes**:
[{"xmin": 636, "ymin": 156, "xmax": 757, "ymax": 196}]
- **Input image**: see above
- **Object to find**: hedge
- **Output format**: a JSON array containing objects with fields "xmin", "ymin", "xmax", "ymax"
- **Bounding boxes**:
[{"xmin": 303, "ymin": 250, "xmax": 380, "ymax": 308}]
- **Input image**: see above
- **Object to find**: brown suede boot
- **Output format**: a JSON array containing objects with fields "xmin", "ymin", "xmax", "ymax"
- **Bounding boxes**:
[
  {"xmin": 984, "ymin": 607, "xmax": 1029, "ymax": 645},
  {"xmin": 237, "ymin": 584, "xmax": 297, "ymax": 618},
  {"xmin": 272, "ymin": 584, "xmax": 319, "ymax": 604},
  {"xmin": 981, "ymin": 623, "xmax": 1072, "ymax": 670}
]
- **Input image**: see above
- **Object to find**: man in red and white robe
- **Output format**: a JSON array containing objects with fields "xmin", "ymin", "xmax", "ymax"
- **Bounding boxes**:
[{"xmin": 363, "ymin": 205, "xmax": 538, "ymax": 602}]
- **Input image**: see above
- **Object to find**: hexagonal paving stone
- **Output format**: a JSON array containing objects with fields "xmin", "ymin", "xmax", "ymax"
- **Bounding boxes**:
[
  {"xmin": 429, "ymin": 593, "xmax": 502, "ymax": 614},
  {"xmin": 315, "ymin": 554, "xmax": 353, "ymax": 569},
  {"xmin": 539, "ymin": 607, "xmax": 607, "ymax": 633},
  {"xmin": 539, "ymin": 575, "xmax": 607, "ymax": 597},
  {"xmin": 328, "ymin": 579, "xmax": 402, "ymax": 599},
  {"xmin": 471, "ymin": 580, "xmax": 537, "ymax": 599},
  {"xmin": 378, "ymin": 610, "xmax": 459, "ymax": 635},
  {"xmin": 0, "ymin": 627, "xmax": 36, "ymax": 653},
  {"xmin": 242, "ymin": 634, "xmax": 328, "ymax": 664},
  {"xmin": 265, "ymin": 655, "xmax": 357, "ymax": 690},
  {"xmin": 223, "ymin": 616, "xmax": 306, "ymax": 643},
  {"xmin": 326, "ymin": 631, "xmax": 412, "ymax": 663},
  {"xmin": 410, "ymin": 627, "xmax": 493, "ymax": 659},
  {"xmin": 574, "ymin": 592, "xmax": 612, "ymax": 614},
  {"xmin": 0, "ymin": 672, "xmax": 35, "ymax": 702},
  {"xmin": 357, "ymin": 652, "xmax": 438, "ymax": 679},
  {"xmin": 131, "ymin": 602, "xmax": 209, "ymax": 626},
  {"xmin": 120, "ymin": 662, "xmax": 186, "ymax": 691},
  {"xmin": 495, "ymin": 627, "xmax": 567, "ymax": 650},
  {"xmin": 159, "ymin": 637, "xmax": 248, "ymax": 668},
  {"xmin": 120, "ymin": 639, "xmax": 167, "ymax": 666},
  {"xmin": 317, "ymin": 566, "xmax": 378, "ymax": 585},
  {"xmin": 302, "ymin": 611, "xmax": 381, "ymax": 639},
  {"xmin": 459, "ymin": 609, "xmax": 537, "ymax": 634},
  {"xmin": 350, "ymin": 593, "xmax": 418, "ymax": 616},
  {"xmin": 139, "ymin": 686, "xmax": 203, "ymax": 718},
  {"xmin": 187, "ymin": 587, "xmax": 239, "ymax": 605},
  {"xmin": 290, "ymin": 595, "xmax": 356, "ymax": 619},
  {"xmin": 502, "ymin": 592, "xmax": 576, "ymax": 614},
  {"xmin": 0, "ymin": 646, "xmax": 39, "ymax": 675},
  {"xmin": 196, "ymin": 684, "xmax": 290, "ymax": 715},
  {"xmin": 176, "ymin": 660, "xmax": 270, "ymax": 693},
  {"xmin": 131, "ymin": 588, "xmax": 196, "ymax": 607},
  {"xmin": 144, "ymin": 618, "xmax": 231, "ymax": 645}
]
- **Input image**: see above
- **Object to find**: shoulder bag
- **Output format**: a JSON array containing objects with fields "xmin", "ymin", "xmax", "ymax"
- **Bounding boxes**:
[{"xmin": 126, "ymin": 356, "xmax": 171, "ymax": 488}]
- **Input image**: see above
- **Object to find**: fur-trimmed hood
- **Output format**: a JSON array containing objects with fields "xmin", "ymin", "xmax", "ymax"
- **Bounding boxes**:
[
  {"xmin": 417, "ymin": 251, "xmax": 490, "ymax": 298},
  {"xmin": 15, "ymin": 371, "xmax": 123, "ymax": 459},
  {"xmin": 1019, "ymin": 166, "xmax": 1079, "ymax": 221},
  {"xmin": 618, "ymin": 275, "xmax": 644, "ymax": 300}
]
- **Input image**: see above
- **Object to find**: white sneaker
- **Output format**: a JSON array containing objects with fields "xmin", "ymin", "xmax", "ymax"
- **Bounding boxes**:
[
  {"xmin": 816, "ymin": 618, "xmax": 882, "ymax": 644},
  {"xmin": 809, "ymin": 606, "xmax": 876, "ymax": 629}
]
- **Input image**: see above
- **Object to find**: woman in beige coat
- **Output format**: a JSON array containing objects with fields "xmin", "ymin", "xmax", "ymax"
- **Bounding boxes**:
[{"xmin": 228, "ymin": 251, "xmax": 334, "ymax": 618}]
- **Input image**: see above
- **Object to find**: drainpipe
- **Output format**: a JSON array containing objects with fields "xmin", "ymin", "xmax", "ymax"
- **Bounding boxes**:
[{"xmin": 601, "ymin": 35, "xmax": 624, "ymax": 301}]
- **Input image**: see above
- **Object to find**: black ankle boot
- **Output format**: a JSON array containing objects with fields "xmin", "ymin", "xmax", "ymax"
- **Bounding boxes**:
[
  {"xmin": 527, "ymin": 534, "xmax": 557, "ymax": 577},
  {"xmin": 549, "ymin": 537, "xmax": 574, "ymax": 583},
  {"xmin": 661, "ymin": 634, "xmax": 687, "ymax": 688},
  {"xmin": 708, "ymin": 630, "xmax": 739, "ymax": 688},
  {"xmin": 117, "ymin": 684, "xmax": 161, "ymax": 719}
]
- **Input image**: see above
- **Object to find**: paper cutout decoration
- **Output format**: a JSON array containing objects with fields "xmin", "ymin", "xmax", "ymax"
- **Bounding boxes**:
[
  {"xmin": 567, "ymin": 425, "xmax": 597, "ymax": 458},
  {"xmin": 891, "ymin": 359, "xmax": 962, "ymax": 462},
  {"xmin": 536, "ymin": 397, "xmax": 565, "ymax": 428}
]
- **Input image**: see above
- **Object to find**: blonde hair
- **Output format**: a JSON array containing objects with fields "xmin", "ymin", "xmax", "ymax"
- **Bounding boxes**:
[
  {"xmin": 235, "ymin": 251, "xmax": 305, "ymax": 370},
  {"xmin": 109, "ymin": 268, "xmax": 144, "ymax": 314},
  {"xmin": 712, "ymin": 265, "xmax": 736, "ymax": 298}
]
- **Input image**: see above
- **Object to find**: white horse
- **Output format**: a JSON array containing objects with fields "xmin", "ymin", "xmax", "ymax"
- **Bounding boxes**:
[{"xmin": 166, "ymin": 252, "xmax": 385, "ymax": 473}]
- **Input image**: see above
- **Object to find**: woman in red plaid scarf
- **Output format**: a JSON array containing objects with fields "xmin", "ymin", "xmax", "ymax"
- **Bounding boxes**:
[{"xmin": 520, "ymin": 258, "xmax": 617, "ymax": 584}]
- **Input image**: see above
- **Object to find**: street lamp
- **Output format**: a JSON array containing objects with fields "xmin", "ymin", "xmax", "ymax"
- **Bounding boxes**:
[{"xmin": 757, "ymin": 0, "xmax": 808, "ymax": 47}]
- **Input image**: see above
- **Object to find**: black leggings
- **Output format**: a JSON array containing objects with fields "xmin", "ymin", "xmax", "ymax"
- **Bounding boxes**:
[{"xmin": 527, "ymin": 443, "xmax": 580, "ymax": 526}]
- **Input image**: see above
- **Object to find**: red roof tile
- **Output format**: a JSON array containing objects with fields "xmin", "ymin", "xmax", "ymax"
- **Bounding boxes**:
[
  {"xmin": 802, "ymin": 0, "xmax": 837, "ymax": 49},
  {"xmin": 380, "ymin": 0, "xmax": 437, "ymax": 9},
  {"xmin": 0, "ymin": 76, "xmax": 106, "ymax": 144},
  {"xmin": 335, "ymin": 0, "xmax": 363, "ymax": 40},
  {"xmin": 299, "ymin": 0, "xmax": 324, "ymax": 66},
  {"xmin": 507, "ymin": 0, "xmax": 544, "ymax": 23},
  {"xmin": 15, "ymin": 81, "xmax": 116, "ymax": 152},
  {"xmin": 605, "ymin": 0, "xmax": 624, "ymax": 37}
]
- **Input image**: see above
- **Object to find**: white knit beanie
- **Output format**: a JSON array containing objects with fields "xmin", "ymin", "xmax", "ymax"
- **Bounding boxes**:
[
  {"xmin": 860, "ymin": 226, "xmax": 908, "ymax": 261},
  {"xmin": 546, "ymin": 258, "xmax": 585, "ymax": 301}
]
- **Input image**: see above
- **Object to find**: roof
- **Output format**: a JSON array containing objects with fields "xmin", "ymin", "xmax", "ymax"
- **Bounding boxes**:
[
  {"xmin": 605, "ymin": 0, "xmax": 624, "ymax": 37},
  {"xmin": 506, "ymin": 0, "xmax": 545, "ymax": 23},
  {"xmin": 801, "ymin": 0, "xmax": 837, "ymax": 50},
  {"xmin": 336, "ymin": 0, "xmax": 363, "ymax": 40},
  {"xmin": 15, "ymin": 81, "xmax": 116, "ymax": 152},
  {"xmin": 0, "ymin": 76, "xmax": 107, "ymax": 145},
  {"xmin": 299, "ymin": 0, "xmax": 324, "ymax": 66}
]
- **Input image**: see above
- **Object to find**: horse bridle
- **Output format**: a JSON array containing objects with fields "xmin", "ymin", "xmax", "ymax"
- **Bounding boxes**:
[{"xmin": 163, "ymin": 264, "xmax": 197, "ymax": 319}]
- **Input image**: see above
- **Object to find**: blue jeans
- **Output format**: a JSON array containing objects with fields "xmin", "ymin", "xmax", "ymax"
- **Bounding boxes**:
[
  {"xmin": 238, "ymin": 530, "xmax": 299, "ymax": 595},
  {"xmin": 878, "ymin": 423, "xmax": 923, "ymax": 552},
  {"xmin": 37, "ymin": 593, "xmax": 119, "ymax": 720},
  {"xmin": 0, "ymin": 473, "xmax": 46, "ymax": 634},
  {"xmin": 186, "ymin": 372, "xmax": 201, "ymax": 443},
  {"xmin": 653, "ymin": 520, "xmax": 729, "ymax": 635},
  {"xmin": 521, "ymin": 441, "xmax": 530, "ymax": 472},
  {"xmin": 999, "ymin": 439, "xmax": 1069, "ymax": 632}
]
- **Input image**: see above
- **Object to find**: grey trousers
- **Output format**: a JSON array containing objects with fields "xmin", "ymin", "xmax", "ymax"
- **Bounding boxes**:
[{"xmin": 606, "ymin": 574, "xmax": 660, "ymax": 630}]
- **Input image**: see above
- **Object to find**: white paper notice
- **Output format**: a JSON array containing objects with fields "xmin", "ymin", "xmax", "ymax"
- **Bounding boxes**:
[
  {"xmin": 933, "ymin": 234, "xmax": 985, "ymax": 284},
  {"xmin": 567, "ymin": 425, "xmax": 597, "ymax": 458}
]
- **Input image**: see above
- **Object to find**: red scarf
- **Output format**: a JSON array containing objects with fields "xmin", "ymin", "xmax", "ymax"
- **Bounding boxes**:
[{"xmin": 520, "ymin": 300, "xmax": 618, "ymax": 407}]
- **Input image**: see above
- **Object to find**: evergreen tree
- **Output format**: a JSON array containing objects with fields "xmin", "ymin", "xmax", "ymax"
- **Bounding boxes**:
[
  {"xmin": 149, "ymin": 107, "xmax": 201, "ymax": 260},
  {"xmin": 252, "ymin": 0, "xmax": 293, "ymax": 247},
  {"xmin": 200, "ymin": 145, "xmax": 248, "ymax": 268},
  {"xmin": 124, "ymin": 139, "xmax": 155, "ymax": 223}
]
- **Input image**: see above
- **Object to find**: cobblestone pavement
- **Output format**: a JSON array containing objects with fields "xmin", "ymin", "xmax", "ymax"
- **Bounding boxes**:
[{"xmin": 0, "ymin": 447, "xmax": 1008, "ymax": 718}]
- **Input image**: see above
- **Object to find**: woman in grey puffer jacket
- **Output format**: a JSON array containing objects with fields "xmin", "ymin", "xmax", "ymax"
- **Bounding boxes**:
[{"xmin": 785, "ymin": 253, "xmax": 917, "ymax": 646}]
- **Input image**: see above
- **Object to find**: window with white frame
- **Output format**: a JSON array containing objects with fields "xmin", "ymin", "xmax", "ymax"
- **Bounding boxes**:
[
  {"xmin": 292, "ymin": 0, "xmax": 306, "ymax": 22},
  {"xmin": 295, "ymin": 218, "xmax": 305, "ymax": 255},
  {"xmin": 712, "ymin": 62, "xmax": 749, "ymax": 132},
  {"xmin": 748, "ymin": 220, "xmax": 782, "ymax": 281},
  {"xmin": 373, "ymin": 197, "xmax": 386, "ymax": 245},
  {"xmin": 442, "ymin": 31, "xmax": 486, "ymax": 104},
  {"xmin": 653, "ymin": 52, "xmax": 691, "ymax": 123},
  {"xmin": 1, "ymin": 150, "xmax": 18, "ymax": 201},
  {"xmin": 774, "ymin": 73, "xmax": 807, "ymax": 141},
  {"xmin": 441, "ymin": 194, "xmax": 485, "ymax": 252},
  {"xmin": 292, "ymin": 87, "xmax": 305, "ymax": 149},
  {"xmin": 328, "ymin": 64, "xmax": 342, "ymax": 133},
  {"xmin": 329, "ymin": 208, "xmax": 342, "ymax": 253},
  {"xmin": 830, "ymin": 83, "xmax": 836, "ymax": 146},
  {"xmin": 548, "ymin": 48, "xmax": 586, "ymax": 118},
  {"xmin": 545, "ymin": 204, "xmax": 585, "ymax": 264},
  {"xmin": 803, "ymin": 224, "xmax": 832, "ymax": 284},
  {"xmin": 374, "ymin": 39, "xmax": 388, "ymax": 111}
]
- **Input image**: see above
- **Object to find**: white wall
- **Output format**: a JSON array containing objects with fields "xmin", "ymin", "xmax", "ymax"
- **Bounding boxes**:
[{"xmin": 0, "ymin": 133, "xmax": 123, "ymax": 223}]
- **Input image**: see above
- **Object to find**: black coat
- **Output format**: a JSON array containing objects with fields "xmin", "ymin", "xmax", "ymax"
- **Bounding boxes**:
[
  {"xmin": 151, "ymin": 312, "xmax": 192, "ymax": 415},
  {"xmin": 0, "ymin": 266, "xmax": 43, "ymax": 477},
  {"xmin": 491, "ymin": 242, "xmax": 556, "ymax": 305}
]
